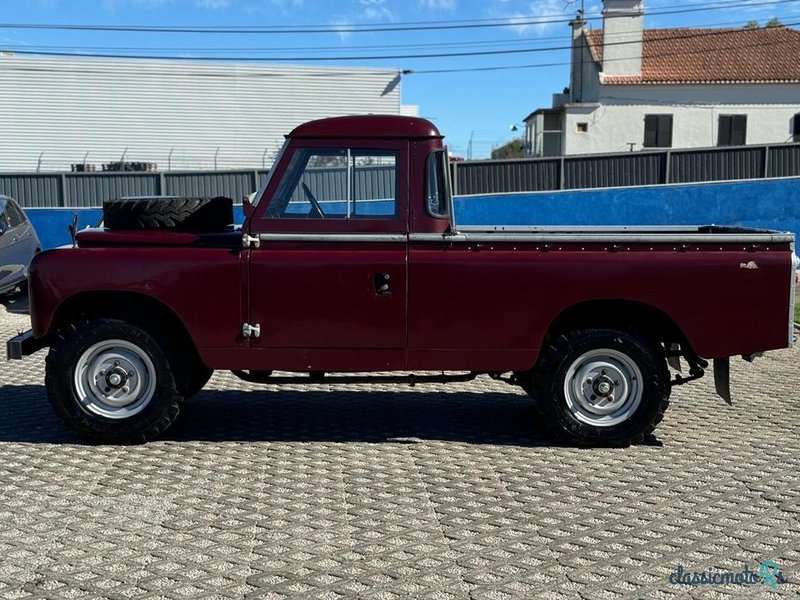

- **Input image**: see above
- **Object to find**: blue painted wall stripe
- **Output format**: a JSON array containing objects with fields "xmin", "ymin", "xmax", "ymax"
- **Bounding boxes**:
[{"xmin": 23, "ymin": 176, "xmax": 800, "ymax": 250}]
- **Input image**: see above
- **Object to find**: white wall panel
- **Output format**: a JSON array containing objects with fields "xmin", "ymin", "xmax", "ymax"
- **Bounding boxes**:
[{"xmin": 0, "ymin": 55, "xmax": 404, "ymax": 171}]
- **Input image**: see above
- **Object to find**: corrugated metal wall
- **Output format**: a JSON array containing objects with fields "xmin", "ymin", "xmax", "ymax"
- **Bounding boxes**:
[
  {"xmin": 3, "ymin": 143, "xmax": 800, "ymax": 208},
  {"xmin": 0, "ymin": 54, "xmax": 403, "ymax": 172},
  {"xmin": 454, "ymin": 143, "xmax": 800, "ymax": 195}
]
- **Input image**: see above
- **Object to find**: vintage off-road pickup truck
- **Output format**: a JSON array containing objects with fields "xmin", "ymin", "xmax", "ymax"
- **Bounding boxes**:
[{"xmin": 7, "ymin": 115, "xmax": 798, "ymax": 445}]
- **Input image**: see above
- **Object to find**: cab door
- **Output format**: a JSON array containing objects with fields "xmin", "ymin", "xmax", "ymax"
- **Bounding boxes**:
[{"xmin": 246, "ymin": 140, "xmax": 409, "ymax": 372}]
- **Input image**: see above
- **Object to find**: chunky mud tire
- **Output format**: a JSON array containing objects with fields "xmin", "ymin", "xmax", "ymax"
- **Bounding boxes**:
[
  {"xmin": 103, "ymin": 196, "xmax": 233, "ymax": 232},
  {"xmin": 533, "ymin": 328, "xmax": 670, "ymax": 446},
  {"xmin": 45, "ymin": 319, "xmax": 184, "ymax": 444}
]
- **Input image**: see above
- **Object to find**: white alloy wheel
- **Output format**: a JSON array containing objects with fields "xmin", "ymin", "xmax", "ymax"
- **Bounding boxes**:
[{"xmin": 73, "ymin": 339, "xmax": 157, "ymax": 419}]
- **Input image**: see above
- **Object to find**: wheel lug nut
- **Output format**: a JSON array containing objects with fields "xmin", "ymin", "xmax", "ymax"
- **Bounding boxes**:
[
  {"xmin": 122, "ymin": 387, "xmax": 129, "ymax": 393},
  {"xmin": 586, "ymin": 377, "xmax": 593, "ymax": 384},
  {"xmin": 99, "ymin": 370, "xmax": 105, "ymax": 376},
  {"xmin": 590, "ymin": 394, "xmax": 596, "ymax": 401},
  {"xmin": 608, "ymin": 394, "xmax": 614, "ymax": 402},
  {"xmin": 128, "ymin": 371, "xmax": 135, "ymax": 378},
  {"xmin": 105, "ymin": 387, "xmax": 111, "ymax": 393},
  {"xmin": 614, "ymin": 381, "xmax": 620, "ymax": 386},
  {"xmin": 114, "ymin": 361, "xmax": 120, "ymax": 367},
  {"xmin": 601, "ymin": 370, "xmax": 607, "ymax": 375}
]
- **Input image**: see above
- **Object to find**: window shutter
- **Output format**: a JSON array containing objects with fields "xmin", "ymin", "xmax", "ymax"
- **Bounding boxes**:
[
  {"xmin": 644, "ymin": 116, "xmax": 658, "ymax": 147},
  {"xmin": 658, "ymin": 116, "xmax": 673, "ymax": 148},
  {"xmin": 731, "ymin": 116, "xmax": 747, "ymax": 146},
  {"xmin": 793, "ymin": 113, "xmax": 800, "ymax": 141},
  {"xmin": 718, "ymin": 116, "xmax": 732, "ymax": 146}
]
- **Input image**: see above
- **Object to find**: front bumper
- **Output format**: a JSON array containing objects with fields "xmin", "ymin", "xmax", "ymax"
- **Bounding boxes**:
[{"xmin": 7, "ymin": 330, "xmax": 48, "ymax": 360}]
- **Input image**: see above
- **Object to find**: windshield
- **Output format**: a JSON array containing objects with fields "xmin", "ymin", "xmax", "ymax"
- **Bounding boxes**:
[{"xmin": 252, "ymin": 139, "xmax": 289, "ymax": 207}]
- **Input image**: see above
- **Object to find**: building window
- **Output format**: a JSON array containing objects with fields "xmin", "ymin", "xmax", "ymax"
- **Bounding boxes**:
[
  {"xmin": 576, "ymin": 122, "xmax": 589, "ymax": 133},
  {"xmin": 643, "ymin": 115, "xmax": 673, "ymax": 148},
  {"xmin": 794, "ymin": 113, "xmax": 800, "ymax": 142},
  {"xmin": 718, "ymin": 115, "xmax": 747, "ymax": 146}
]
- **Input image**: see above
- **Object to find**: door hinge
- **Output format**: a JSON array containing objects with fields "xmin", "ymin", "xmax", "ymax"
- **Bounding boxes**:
[
  {"xmin": 242, "ymin": 323, "xmax": 261, "ymax": 338},
  {"xmin": 242, "ymin": 233, "xmax": 261, "ymax": 248}
]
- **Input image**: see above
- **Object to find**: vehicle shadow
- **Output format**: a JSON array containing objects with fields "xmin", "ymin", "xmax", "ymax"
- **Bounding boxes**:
[
  {"xmin": 0, "ymin": 384, "xmax": 565, "ymax": 446},
  {"xmin": 0, "ymin": 287, "xmax": 29, "ymax": 315}
]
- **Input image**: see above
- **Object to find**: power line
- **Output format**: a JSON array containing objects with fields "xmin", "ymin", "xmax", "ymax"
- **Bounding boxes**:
[
  {"xmin": 0, "ymin": 0, "xmax": 795, "ymax": 35},
  {"xmin": 1, "ymin": 28, "xmax": 796, "ymax": 80},
  {"xmin": 1, "ymin": 16, "xmax": 792, "ymax": 55},
  {"xmin": 3, "ymin": 20, "xmax": 797, "ymax": 63},
  {"xmin": 410, "ymin": 30, "xmax": 800, "ymax": 74}
]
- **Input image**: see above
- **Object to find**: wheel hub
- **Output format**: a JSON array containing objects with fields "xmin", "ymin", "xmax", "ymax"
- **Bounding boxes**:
[
  {"xmin": 74, "ymin": 340, "xmax": 155, "ymax": 419},
  {"xmin": 564, "ymin": 348, "xmax": 644, "ymax": 427}
]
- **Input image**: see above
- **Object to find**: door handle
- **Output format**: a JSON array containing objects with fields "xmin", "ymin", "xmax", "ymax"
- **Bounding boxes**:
[{"xmin": 373, "ymin": 272, "xmax": 392, "ymax": 296}]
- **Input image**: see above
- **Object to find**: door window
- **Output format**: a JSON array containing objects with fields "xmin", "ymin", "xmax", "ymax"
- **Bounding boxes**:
[
  {"xmin": 266, "ymin": 148, "xmax": 398, "ymax": 219},
  {"xmin": 425, "ymin": 150, "xmax": 450, "ymax": 218},
  {"xmin": 0, "ymin": 204, "xmax": 8, "ymax": 235},
  {"xmin": 5, "ymin": 200, "xmax": 24, "ymax": 228}
]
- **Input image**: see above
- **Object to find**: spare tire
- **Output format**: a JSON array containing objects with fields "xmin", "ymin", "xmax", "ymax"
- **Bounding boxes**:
[{"xmin": 103, "ymin": 196, "xmax": 233, "ymax": 232}]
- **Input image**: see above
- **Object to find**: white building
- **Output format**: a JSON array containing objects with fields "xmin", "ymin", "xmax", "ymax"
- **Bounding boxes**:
[
  {"xmin": 525, "ymin": 0, "xmax": 800, "ymax": 157},
  {"xmin": 0, "ymin": 53, "xmax": 418, "ymax": 172}
]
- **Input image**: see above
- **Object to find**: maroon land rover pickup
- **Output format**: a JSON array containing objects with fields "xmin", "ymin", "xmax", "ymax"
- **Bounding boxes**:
[{"xmin": 7, "ymin": 116, "xmax": 798, "ymax": 445}]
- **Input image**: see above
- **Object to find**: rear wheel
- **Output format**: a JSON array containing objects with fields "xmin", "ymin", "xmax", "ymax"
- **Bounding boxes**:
[
  {"xmin": 45, "ymin": 319, "xmax": 184, "ymax": 444},
  {"xmin": 532, "ymin": 328, "xmax": 669, "ymax": 446}
]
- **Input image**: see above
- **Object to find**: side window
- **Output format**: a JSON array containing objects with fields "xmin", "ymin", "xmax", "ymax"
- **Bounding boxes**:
[
  {"xmin": 5, "ymin": 200, "xmax": 25, "ymax": 228},
  {"xmin": 794, "ymin": 113, "xmax": 800, "ymax": 143},
  {"xmin": 267, "ymin": 148, "xmax": 398, "ymax": 219},
  {"xmin": 0, "ymin": 203, "xmax": 9, "ymax": 235},
  {"xmin": 643, "ymin": 115, "xmax": 673, "ymax": 148},
  {"xmin": 718, "ymin": 115, "xmax": 747, "ymax": 146},
  {"xmin": 426, "ymin": 150, "xmax": 450, "ymax": 218}
]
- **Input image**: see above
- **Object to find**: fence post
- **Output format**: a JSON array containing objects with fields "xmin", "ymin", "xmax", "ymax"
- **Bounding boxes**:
[
  {"xmin": 763, "ymin": 145, "xmax": 770, "ymax": 178},
  {"xmin": 252, "ymin": 170, "xmax": 260, "ymax": 194},
  {"xmin": 664, "ymin": 150, "xmax": 671, "ymax": 184},
  {"xmin": 59, "ymin": 173, "xmax": 68, "ymax": 208},
  {"xmin": 452, "ymin": 161, "xmax": 459, "ymax": 196},
  {"xmin": 158, "ymin": 172, "xmax": 166, "ymax": 196},
  {"xmin": 559, "ymin": 156, "xmax": 566, "ymax": 190}
]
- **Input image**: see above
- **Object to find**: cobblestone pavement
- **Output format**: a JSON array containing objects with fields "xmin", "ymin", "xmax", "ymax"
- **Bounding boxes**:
[{"xmin": 0, "ymin": 298, "xmax": 798, "ymax": 600}]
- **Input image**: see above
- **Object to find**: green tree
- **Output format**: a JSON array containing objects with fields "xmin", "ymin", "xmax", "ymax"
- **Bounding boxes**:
[
  {"xmin": 765, "ymin": 17, "xmax": 784, "ymax": 27},
  {"xmin": 491, "ymin": 138, "xmax": 526, "ymax": 160},
  {"xmin": 744, "ymin": 20, "xmax": 760, "ymax": 29}
]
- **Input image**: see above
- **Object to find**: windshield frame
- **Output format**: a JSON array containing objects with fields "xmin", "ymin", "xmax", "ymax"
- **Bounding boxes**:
[{"xmin": 251, "ymin": 139, "xmax": 290, "ymax": 208}]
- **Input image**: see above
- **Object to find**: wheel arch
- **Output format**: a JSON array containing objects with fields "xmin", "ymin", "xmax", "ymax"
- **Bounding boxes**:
[
  {"xmin": 543, "ymin": 299, "xmax": 691, "ymax": 352},
  {"xmin": 49, "ymin": 290, "xmax": 204, "ymax": 366}
]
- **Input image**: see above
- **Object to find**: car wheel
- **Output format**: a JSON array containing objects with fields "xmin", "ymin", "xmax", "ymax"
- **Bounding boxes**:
[
  {"xmin": 533, "ymin": 328, "xmax": 670, "ymax": 446},
  {"xmin": 45, "ymin": 319, "xmax": 184, "ymax": 444}
]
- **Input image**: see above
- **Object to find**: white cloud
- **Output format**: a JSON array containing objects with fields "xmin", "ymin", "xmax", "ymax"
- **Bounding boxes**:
[
  {"xmin": 197, "ymin": 0, "xmax": 231, "ymax": 8},
  {"xmin": 358, "ymin": 0, "xmax": 393, "ymax": 21},
  {"xmin": 419, "ymin": 0, "xmax": 456, "ymax": 10},
  {"xmin": 491, "ymin": 0, "xmax": 570, "ymax": 36}
]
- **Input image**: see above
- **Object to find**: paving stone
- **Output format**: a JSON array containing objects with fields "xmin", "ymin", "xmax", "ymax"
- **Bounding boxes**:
[{"xmin": 0, "ymin": 308, "xmax": 797, "ymax": 599}]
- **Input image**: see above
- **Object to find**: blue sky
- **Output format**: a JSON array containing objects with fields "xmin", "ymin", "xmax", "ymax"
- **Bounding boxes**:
[{"xmin": 1, "ymin": 0, "xmax": 798, "ymax": 157}]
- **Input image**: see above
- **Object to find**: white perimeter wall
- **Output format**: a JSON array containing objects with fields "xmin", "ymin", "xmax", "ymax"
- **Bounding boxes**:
[
  {"xmin": 563, "ymin": 83, "xmax": 800, "ymax": 155},
  {"xmin": 0, "ymin": 54, "xmax": 406, "ymax": 172}
]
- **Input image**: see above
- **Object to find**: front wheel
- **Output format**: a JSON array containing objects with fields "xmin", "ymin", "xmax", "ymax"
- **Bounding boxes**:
[
  {"xmin": 533, "ymin": 328, "xmax": 670, "ymax": 446},
  {"xmin": 45, "ymin": 319, "xmax": 184, "ymax": 444}
]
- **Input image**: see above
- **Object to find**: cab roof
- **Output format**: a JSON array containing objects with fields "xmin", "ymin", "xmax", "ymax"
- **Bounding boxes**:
[{"xmin": 289, "ymin": 115, "xmax": 442, "ymax": 140}]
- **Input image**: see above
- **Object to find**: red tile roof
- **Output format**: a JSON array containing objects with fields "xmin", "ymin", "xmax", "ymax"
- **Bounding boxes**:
[{"xmin": 584, "ymin": 26, "xmax": 800, "ymax": 84}]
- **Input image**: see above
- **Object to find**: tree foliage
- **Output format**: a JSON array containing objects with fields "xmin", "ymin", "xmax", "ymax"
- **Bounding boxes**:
[{"xmin": 491, "ymin": 138, "xmax": 526, "ymax": 160}]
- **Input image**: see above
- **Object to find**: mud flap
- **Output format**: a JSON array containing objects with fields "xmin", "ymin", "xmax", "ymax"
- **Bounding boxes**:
[{"xmin": 713, "ymin": 358, "xmax": 731, "ymax": 405}]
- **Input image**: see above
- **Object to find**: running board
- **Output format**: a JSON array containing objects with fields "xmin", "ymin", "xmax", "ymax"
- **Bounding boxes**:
[{"xmin": 230, "ymin": 370, "xmax": 479, "ymax": 386}]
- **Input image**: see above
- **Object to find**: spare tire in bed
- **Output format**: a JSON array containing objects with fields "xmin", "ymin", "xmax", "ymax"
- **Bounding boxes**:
[{"xmin": 103, "ymin": 196, "xmax": 234, "ymax": 232}]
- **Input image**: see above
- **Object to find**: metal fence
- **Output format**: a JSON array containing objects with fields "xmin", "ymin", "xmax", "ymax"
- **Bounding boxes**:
[
  {"xmin": 452, "ymin": 142, "xmax": 800, "ymax": 196},
  {"xmin": 2, "ymin": 142, "xmax": 800, "ymax": 208}
]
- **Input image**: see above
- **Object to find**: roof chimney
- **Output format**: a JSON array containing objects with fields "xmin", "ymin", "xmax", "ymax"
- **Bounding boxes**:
[
  {"xmin": 569, "ymin": 16, "xmax": 587, "ymax": 102},
  {"xmin": 601, "ymin": 0, "xmax": 644, "ymax": 78}
]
